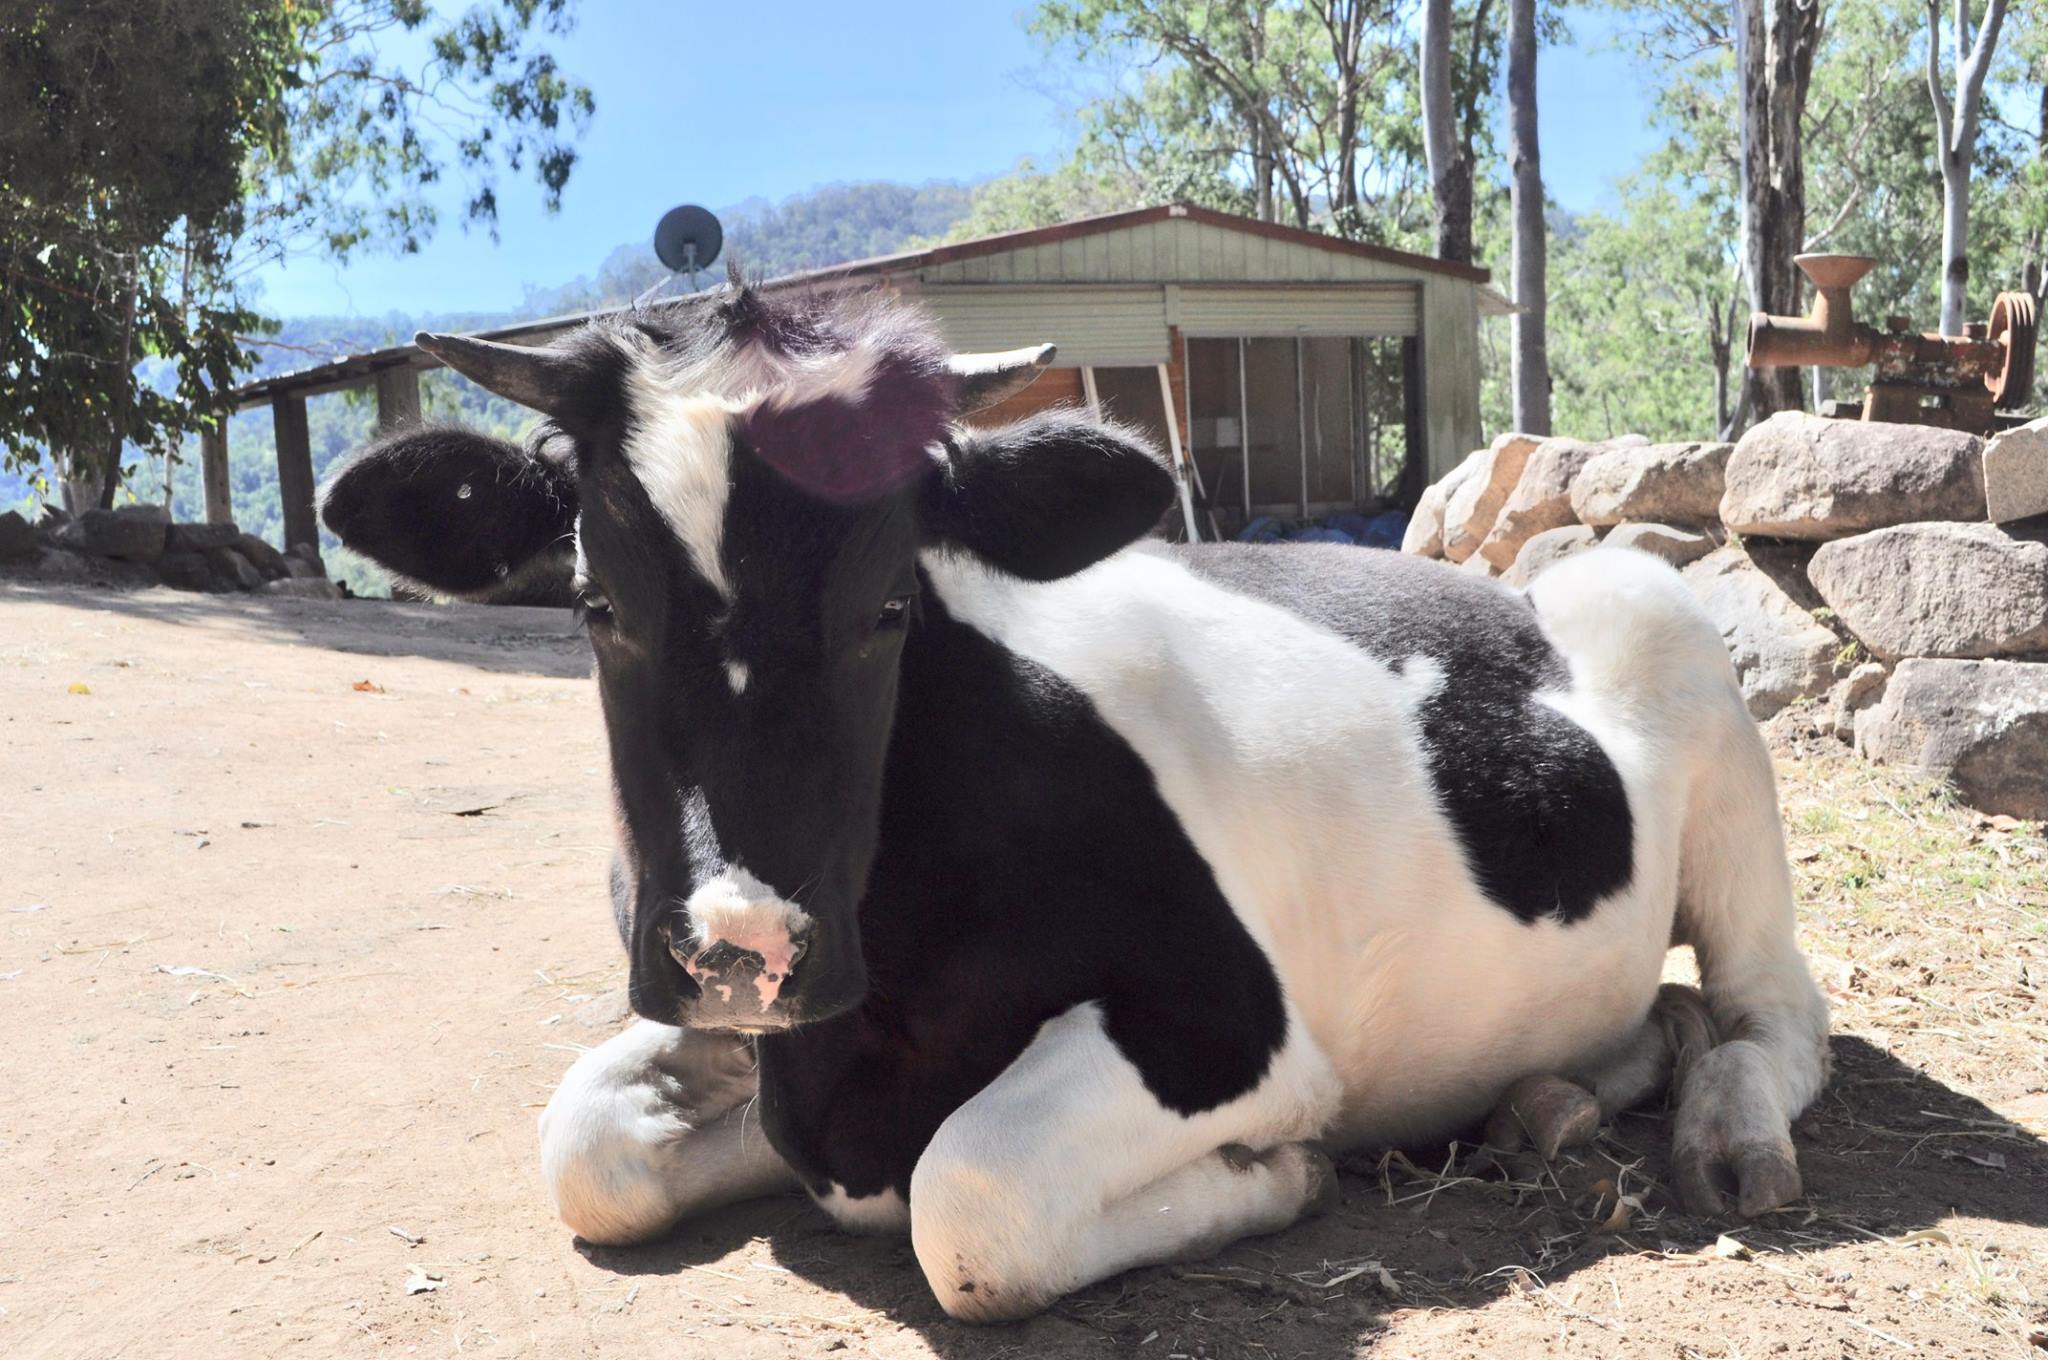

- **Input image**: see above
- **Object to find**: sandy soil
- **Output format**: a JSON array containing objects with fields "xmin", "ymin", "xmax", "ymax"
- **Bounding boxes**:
[{"xmin": 2, "ymin": 580, "xmax": 2044, "ymax": 1359}]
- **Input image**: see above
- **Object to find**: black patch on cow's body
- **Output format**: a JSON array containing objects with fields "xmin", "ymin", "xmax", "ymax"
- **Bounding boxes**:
[
  {"xmin": 755, "ymin": 587, "xmax": 1289, "ymax": 1202},
  {"xmin": 1174, "ymin": 542, "xmax": 1634, "ymax": 926}
]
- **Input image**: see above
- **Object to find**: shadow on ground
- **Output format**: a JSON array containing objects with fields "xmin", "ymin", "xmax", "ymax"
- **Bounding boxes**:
[
  {"xmin": 0, "ymin": 577, "xmax": 591, "ymax": 679},
  {"xmin": 572, "ymin": 1036, "xmax": 2048, "ymax": 1358}
]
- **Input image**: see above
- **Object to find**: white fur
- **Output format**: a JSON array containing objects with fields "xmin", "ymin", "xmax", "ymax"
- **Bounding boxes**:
[
  {"xmin": 618, "ymin": 375, "xmax": 741, "ymax": 600},
  {"xmin": 538, "ymin": 1020, "xmax": 795, "ymax": 1244},
  {"xmin": 543, "ymin": 542, "xmax": 1826, "ymax": 1317},
  {"xmin": 814, "ymin": 1183, "xmax": 912, "ymax": 1234},
  {"xmin": 900, "ymin": 544, "xmax": 1826, "ymax": 1315}
]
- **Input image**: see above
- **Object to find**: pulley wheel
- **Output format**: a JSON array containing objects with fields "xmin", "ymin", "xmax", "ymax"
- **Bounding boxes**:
[{"xmin": 1988, "ymin": 291, "xmax": 2038, "ymax": 408}]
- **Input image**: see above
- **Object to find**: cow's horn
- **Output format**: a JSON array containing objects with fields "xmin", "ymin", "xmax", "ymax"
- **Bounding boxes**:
[
  {"xmin": 415, "ymin": 332, "xmax": 576, "ymax": 416},
  {"xmin": 950, "ymin": 343, "xmax": 1057, "ymax": 413}
]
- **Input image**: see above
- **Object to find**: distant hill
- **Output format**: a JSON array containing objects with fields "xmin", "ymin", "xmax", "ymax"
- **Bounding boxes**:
[{"xmin": 2, "ymin": 179, "xmax": 977, "ymax": 595}]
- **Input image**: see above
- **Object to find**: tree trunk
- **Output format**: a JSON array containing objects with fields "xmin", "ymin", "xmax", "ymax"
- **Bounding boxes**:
[
  {"xmin": 96, "ymin": 251, "xmax": 141, "ymax": 510},
  {"xmin": 1507, "ymin": 0, "xmax": 1549, "ymax": 435},
  {"xmin": 1736, "ymin": 0, "xmax": 1821, "ymax": 425},
  {"xmin": 1419, "ymin": 0, "xmax": 1471, "ymax": 264},
  {"xmin": 1927, "ymin": 0, "xmax": 2009, "ymax": 337}
]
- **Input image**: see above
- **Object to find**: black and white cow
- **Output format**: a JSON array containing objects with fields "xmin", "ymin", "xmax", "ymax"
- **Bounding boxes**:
[{"xmin": 321, "ymin": 285, "xmax": 1829, "ymax": 1323}]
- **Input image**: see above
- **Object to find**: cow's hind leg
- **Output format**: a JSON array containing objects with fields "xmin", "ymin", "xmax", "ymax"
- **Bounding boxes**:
[
  {"xmin": 1670, "ymin": 697, "xmax": 1831, "ymax": 1218},
  {"xmin": 908, "ymin": 1001, "xmax": 1341, "ymax": 1323},
  {"xmin": 539, "ymin": 1019, "xmax": 798, "ymax": 1244}
]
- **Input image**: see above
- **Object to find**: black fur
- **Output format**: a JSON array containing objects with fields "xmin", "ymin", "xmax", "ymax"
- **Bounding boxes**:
[
  {"xmin": 1174, "ymin": 542, "xmax": 1634, "ymax": 925},
  {"xmin": 757, "ymin": 586, "xmax": 1288, "ymax": 1202},
  {"xmin": 928, "ymin": 411, "xmax": 1175, "ymax": 581},
  {"xmin": 320, "ymin": 424, "xmax": 576, "ymax": 597}
]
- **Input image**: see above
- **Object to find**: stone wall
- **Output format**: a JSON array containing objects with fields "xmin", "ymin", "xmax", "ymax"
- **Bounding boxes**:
[
  {"xmin": 1403, "ymin": 414, "xmax": 2048, "ymax": 820},
  {"xmin": 0, "ymin": 505, "xmax": 342, "ymax": 600}
]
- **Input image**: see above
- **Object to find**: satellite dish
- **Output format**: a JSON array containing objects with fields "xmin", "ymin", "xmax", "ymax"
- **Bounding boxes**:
[{"xmin": 653, "ymin": 204, "xmax": 723, "ymax": 287}]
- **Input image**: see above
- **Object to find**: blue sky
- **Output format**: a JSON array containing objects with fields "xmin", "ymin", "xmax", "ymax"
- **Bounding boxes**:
[{"xmin": 253, "ymin": 2, "xmax": 1661, "ymax": 318}]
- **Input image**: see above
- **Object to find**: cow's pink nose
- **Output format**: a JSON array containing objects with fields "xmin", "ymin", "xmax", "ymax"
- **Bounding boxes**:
[{"xmin": 682, "ymin": 936, "xmax": 805, "ymax": 1018}]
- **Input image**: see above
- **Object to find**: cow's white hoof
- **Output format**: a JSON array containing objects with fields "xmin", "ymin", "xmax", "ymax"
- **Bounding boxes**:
[{"xmin": 1485, "ymin": 1074, "xmax": 1601, "ymax": 1160}]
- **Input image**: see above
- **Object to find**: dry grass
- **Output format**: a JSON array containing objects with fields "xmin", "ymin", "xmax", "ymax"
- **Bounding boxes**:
[{"xmin": 1775, "ymin": 738, "xmax": 2048, "ymax": 1101}]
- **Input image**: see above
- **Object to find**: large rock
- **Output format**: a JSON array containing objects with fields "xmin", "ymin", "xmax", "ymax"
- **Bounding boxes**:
[
  {"xmin": 53, "ymin": 507, "xmax": 167, "ymax": 562},
  {"xmin": 283, "ymin": 543, "xmax": 327, "ymax": 579},
  {"xmin": 0, "ymin": 510, "xmax": 36, "ymax": 562},
  {"xmin": 1479, "ymin": 437, "xmax": 1607, "ymax": 568},
  {"xmin": 1503, "ymin": 524, "xmax": 1600, "ymax": 588},
  {"xmin": 1827, "ymin": 661, "xmax": 1889, "ymax": 746},
  {"xmin": 1603, "ymin": 521, "xmax": 1718, "ymax": 569},
  {"xmin": 156, "ymin": 551, "xmax": 217, "ymax": 593},
  {"xmin": 1856, "ymin": 658, "xmax": 2048, "ymax": 819},
  {"xmin": 1681, "ymin": 546, "xmax": 1842, "ymax": 719},
  {"xmin": 1808, "ymin": 521, "xmax": 2048, "ymax": 662},
  {"xmin": 166, "ymin": 521, "xmax": 242, "ymax": 552},
  {"xmin": 262, "ymin": 577, "xmax": 343, "ymax": 600},
  {"xmin": 1983, "ymin": 418, "xmax": 2048, "ymax": 524},
  {"xmin": 1570, "ymin": 441, "xmax": 1732, "ymax": 527},
  {"xmin": 30, "ymin": 545, "xmax": 157, "ymax": 588},
  {"xmin": 1442, "ymin": 432, "xmax": 1540, "ymax": 563},
  {"xmin": 234, "ymin": 532, "xmax": 291, "ymax": 580},
  {"xmin": 1402, "ymin": 450, "xmax": 1485, "ymax": 557},
  {"xmin": 1720, "ymin": 412, "xmax": 1985, "ymax": 539},
  {"xmin": 202, "ymin": 546, "xmax": 265, "ymax": 592}
]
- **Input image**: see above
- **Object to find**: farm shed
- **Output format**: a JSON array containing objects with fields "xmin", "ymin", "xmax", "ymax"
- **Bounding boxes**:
[{"xmin": 220, "ymin": 204, "xmax": 1502, "ymax": 552}]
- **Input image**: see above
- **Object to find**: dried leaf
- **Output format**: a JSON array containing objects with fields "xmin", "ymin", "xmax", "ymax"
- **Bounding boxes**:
[
  {"xmin": 352, "ymin": 680, "xmax": 385, "ymax": 694},
  {"xmin": 67, "ymin": 682, "xmax": 90, "ymax": 695},
  {"xmin": 1712, "ymin": 1234, "xmax": 1753, "ymax": 1260}
]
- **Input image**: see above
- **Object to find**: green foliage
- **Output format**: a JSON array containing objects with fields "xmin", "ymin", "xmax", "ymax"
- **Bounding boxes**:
[
  {"xmin": 1024, "ymin": 0, "xmax": 1506, "ymax": 248},
  {"xmin": 0, "ymin": 0, "xmax": 594, "ymax": 498}
]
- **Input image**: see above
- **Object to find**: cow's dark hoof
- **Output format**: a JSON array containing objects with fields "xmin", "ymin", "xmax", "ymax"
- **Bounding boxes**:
[
  {"xmin": 1485, "ymin": 1074, "xmax": 1601, "ymax": 1160},
  {"xmin": 1673, "ymin": 1137, "xmax": 1803, "ymax": 1219}
]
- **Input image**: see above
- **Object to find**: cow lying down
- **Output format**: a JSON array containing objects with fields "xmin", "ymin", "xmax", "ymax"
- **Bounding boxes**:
[{"xmin": 321, "ymin": 284, "xmax": 1829, "ymax": 1323}]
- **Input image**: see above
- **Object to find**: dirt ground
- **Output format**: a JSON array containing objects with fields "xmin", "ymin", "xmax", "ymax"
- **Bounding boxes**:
[{"xmin": 3, "ymin": 580, "xmax": 2045, "ymax": 1360}]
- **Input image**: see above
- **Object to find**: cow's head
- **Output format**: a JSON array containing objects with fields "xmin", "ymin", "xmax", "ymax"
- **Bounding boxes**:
[{"xmin": 321, "ymin": 286, "xmax": 1172, "ymax": 1030}]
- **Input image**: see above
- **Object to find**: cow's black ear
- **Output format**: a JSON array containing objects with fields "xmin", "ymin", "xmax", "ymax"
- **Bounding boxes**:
[
  {"xmin": 321, "ymin": 425, "xmax": 576, "ymax": 596},
  {"xmin": 924, "ymin": 411, "xmax": 1174, "ymax": 580}
]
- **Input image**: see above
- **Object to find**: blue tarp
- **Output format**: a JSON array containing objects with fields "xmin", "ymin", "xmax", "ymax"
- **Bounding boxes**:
[{"xmin": 1237, "ymin": 509, "xmax": 1408, "ymax": 549}]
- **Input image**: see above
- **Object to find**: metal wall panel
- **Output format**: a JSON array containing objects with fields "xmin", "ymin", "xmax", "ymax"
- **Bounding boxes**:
[
  {"xmin": 916, "ymin": 286, "xmax": 1171, "ymax": 366},
  {"xmin": 1176, "ymin": 285, "xmax": 1419, "ymax": 338}
]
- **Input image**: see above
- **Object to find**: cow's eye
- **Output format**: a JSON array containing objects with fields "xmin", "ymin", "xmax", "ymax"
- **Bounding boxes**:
[
  {"xmin": 876, "ymin": 594, "xmax": 914, "ymax": 628},
  {"xmin": 574, "ymin": 587, "xmax": 613, "ymax": 627}
]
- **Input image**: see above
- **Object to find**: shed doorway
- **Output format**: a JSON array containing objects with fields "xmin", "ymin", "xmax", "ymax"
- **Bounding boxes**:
[{"xmin": 1179, "ymin": 336, "xmax": 1422, "ymax": 541}]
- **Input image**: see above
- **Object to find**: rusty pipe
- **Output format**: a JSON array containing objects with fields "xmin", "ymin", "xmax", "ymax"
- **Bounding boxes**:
[{"xmin": 1745, "ymin": 254, "xmax": 1881, "ymax": 369}]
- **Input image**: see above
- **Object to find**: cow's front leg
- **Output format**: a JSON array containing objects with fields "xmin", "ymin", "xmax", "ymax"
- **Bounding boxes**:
[
  {"xmin": 539, "ymin": 1019, "xmax": 798, "ymax": 1244},
  {"xmin": 908, "ymin": 1001, "xmax": 1341, "ymax": 1323}
]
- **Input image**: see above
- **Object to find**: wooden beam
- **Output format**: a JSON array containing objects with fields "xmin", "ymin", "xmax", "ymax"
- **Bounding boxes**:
[
  {"xmin": 375, "ymin": 366, "xmax": 422, "ymax": 432},
  {"xmin": 272, "ymin": 395, "xmax": 318, "ymax": 553},
  {"xmin": 200, "ymin": 423, "xmax": 233, "ymax": 525}
]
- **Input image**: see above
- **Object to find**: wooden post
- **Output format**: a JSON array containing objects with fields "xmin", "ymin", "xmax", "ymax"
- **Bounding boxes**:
[
  {"xmin": 200, "ymin": 422, "xmax": 233, "ymax": 525},
  {"xmin": 272, "ymin": 394, "xmax": 318, "ymax": 553},
  {"xmin": 375, "ymin": 366, "xmax": 422, "ymax": 433}
]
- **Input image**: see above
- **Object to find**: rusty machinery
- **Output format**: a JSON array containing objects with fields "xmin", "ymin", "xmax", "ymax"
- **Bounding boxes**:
[{"xmin": 1746, "ymin": 253, "xmax": 2039, "ymax": 434}]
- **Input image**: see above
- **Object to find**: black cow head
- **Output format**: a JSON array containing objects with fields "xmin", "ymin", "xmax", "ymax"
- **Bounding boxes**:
[{"xmin": 321, "ymin": 286, "xmax": 1171, "ymax": 1031}]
